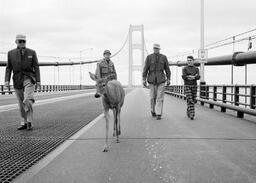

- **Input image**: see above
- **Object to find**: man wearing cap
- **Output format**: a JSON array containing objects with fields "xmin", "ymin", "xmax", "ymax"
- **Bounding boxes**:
[
  {"xmin": 182, "ymin": 56, "xmax": 200, "ymax": 120},
  {"xmin": 142, "ymin": 44, "xmax": 171, "ymax": 120},
  {"xmin": 5, "ymin": 34, "xmax": 41, "ymax": 130},
  {"xmin": 95, "ymin": 50, "xmax": 117, "ymax": 80},
  {"xmin": 94, "ymin": 50, "xmax": 117, "ymax": 97}
]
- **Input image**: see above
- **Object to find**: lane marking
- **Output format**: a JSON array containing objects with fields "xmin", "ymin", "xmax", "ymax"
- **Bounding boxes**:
[
  {"xmin": 13, "ymin": 113, "xmax": 104, "ymax": 183},
  {"xmin": 0, "ymin": 89, "xmax": 95, "ymax": 100},
  {"xmin": 0, "ymin": 92, "xmax": 95, "ymax": 113}
]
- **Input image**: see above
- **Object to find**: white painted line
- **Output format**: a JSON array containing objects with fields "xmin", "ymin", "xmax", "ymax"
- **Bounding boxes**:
[
  {"xmin": 0, "ymin": 92, "xmax": 95, "ymax": 113},
  {"xmin": 0, "ymin": 89, "xmax": 95, "ymax": 99},
  {"xmin": 13, "ymin": 113, "xmax": 104, "ymax": 183}
]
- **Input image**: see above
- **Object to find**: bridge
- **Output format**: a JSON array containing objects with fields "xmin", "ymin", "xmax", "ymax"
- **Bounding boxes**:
[{"xmin": 0, "ymin": 24, "xmax": 256, "ymax": 183}]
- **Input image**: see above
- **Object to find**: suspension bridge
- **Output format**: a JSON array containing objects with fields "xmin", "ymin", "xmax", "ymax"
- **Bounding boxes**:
[{"xmin": 0, "ymin": 24, "xmax": 256, "ymax": 183}]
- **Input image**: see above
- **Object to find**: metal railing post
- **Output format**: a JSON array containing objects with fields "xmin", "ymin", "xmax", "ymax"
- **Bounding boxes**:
[
  {"xmin": 221, "ymin": 86, "xmax": 226, "ymax": 112},
  {"xmin": 210, "ymin": 86, "xmax": 217, "ymax": 108},
  {"xmin": 234, "ymin": 85, "xmax": 244, "ymax": 118},
  {"xmin": 206, "ymin": 86, "xmax": 209, "ymax": 99},
  {"xmin": 250, "ymin": 85, "xmax": 256, "ymax": 109},
  {"xmin": 234, "ymin": 85, "xmax": 239, "ymax": 106},
  {"xmin": 200, "ymin": 84, "xmax": 206, "ymax": 106},
  {"xmin": 1, "ymin": 85, "xmax": 4, "ymax": 95}
]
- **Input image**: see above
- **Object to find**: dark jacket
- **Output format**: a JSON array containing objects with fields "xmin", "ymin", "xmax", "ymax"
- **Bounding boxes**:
[
  {"xmin": 95, "ymin": 59, "xmax": 117, "ymax": 80},
  {"xmin": 5, "ymin": 47, "xmax": 40, "ymax": 89},
  {"xmin": 142, "ymin": 53, "xmax": 171, "ymax": 85},
  {"xmin": 182, "ymin": 65, "xmax": 200, "ymax": 85}
]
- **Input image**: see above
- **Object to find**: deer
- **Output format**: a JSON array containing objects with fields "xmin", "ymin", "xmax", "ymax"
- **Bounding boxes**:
[{"xmin": 89, "ymin": 72, "xmax": 125, "ymax": 152}]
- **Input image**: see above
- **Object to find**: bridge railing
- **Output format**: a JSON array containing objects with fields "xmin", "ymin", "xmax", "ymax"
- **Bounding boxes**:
[
  {"xmin": 165, "ymin": 85, "xmax": 256, "ymax": 118},
  {"xmin": 0, "ymin": 85, "xmax": 95, "ymax": 95}
]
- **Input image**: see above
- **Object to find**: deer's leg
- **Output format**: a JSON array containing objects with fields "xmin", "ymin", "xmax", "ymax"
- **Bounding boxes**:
[
  {"xmin": 115, "ymin": 107, "xmax": 121, "ymax": 143},
  {"xmin": 112, "ymin": 108, "xmax": 117, "ymax": 137},
  {"xmin": 103, "ymin": 110, "xmax": 110, "ymax": 152},
  {"xmin": 117, "ymin": 107, "xmax": 121, "ymax": 136}
]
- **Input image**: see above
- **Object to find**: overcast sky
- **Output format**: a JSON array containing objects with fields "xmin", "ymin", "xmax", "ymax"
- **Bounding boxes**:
[
  {"xmin": 0, "ymin": 0, "xmax": 256, "ymax": 85},
  {"xmin": 1, "ymin": 0, "xmax": 255, "ymax": 58}
]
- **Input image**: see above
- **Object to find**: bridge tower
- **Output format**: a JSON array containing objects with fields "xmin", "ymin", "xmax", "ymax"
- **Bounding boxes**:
[{"xmin": 128, "ymin": 25, "xmax": 145, "ymax": 87}]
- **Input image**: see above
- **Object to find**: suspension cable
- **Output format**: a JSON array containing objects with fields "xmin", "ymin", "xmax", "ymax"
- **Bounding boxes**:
[
  {"xmin": 168, "ymin": 27, "xmax": 256, "ymax": 58},
  {"xmin": 143, "ymin": 37, "xmax": 149, "ymax": 56},
  {"xmin": 207, "ymin": 34, "xmax": 256, "ymax": 50},
  {"xmin": 205, "ymin": 27, "xmax": 256, "ymax": 47},
  {"xmin": 0, "ymin": 31, "xmax": 129, "ymax": 62},
  {"xmin": 110, "ymin": 31, "xmax": 129, "ymax": 58}
]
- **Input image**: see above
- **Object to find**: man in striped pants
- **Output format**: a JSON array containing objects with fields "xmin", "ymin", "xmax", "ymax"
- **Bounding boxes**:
[{"xmin": 182, "ymin": 56, "xmax": 200, "ymax": 120}]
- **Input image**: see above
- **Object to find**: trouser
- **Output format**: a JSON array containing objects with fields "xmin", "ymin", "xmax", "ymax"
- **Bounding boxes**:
[
  {"xmin": 184, "ymin": 85, "xmax": 197, "ymax": 118},
  {"xmin": 149, "ymin": 83, "xmax": 165, "ymax": 116},
  {"xmin": 14, "ymin": 78, "xmax": 35, "ymax": 125}
]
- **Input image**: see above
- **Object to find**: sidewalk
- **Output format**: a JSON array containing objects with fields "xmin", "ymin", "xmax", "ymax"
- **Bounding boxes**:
[{"xmin": 15, "ymin": 88, "xmax": 256, "ymax": 183}]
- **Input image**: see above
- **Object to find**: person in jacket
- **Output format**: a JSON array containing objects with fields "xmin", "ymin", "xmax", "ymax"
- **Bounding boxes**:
[
  {"xmin": 142, "ymin": 44, "xmax": 171, "ymax": 120},
  {"xmin": 5, "ymin": 34, "xmax": 41, "ymax": 130},
  {"xmin": 182, "ymin": 56, "xmax": 200, "ymax": 120},
  {"xmin": 94, "ymin": 49, "xmax": 117, "ymax": 98}
]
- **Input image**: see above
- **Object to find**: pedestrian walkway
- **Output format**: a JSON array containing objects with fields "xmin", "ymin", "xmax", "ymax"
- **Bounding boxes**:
[{"xmin": 15, "ymin": 88, "xmax": 256, "ymax": 183}]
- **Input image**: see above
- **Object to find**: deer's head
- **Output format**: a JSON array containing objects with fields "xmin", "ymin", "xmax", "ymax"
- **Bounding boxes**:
[{"xmin": 89, "ymin": 72, "xmax": 108, "ymax": 98}]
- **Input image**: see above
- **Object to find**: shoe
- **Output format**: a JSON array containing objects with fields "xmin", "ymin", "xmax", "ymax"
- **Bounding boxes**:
[
  {"xmin": 27, "ymin": 122, "xmax": 33, "ymax": 130},
  {"xmin": 156, "ymin": 115, "xmax": 161, "ymax": 120},
  {"xmin": 17, "ymin": 124, "xmax": 27, "ymax": 130},
  {"xmin": 151, "ymin": 111, "xmax": 156, "ymax": 117}
]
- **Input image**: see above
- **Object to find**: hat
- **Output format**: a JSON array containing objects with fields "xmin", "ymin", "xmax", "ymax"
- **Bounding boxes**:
[
  {"xmin": 103, "ymin": 50, "xmax": 111, "ymax": 55},
  {"xmin": 153, "ymin": 44, "xmax": 160, "ymax": 49},
  {"xmin": 16, "ymin": 34, "xmax": 26, "ymax": 41}
]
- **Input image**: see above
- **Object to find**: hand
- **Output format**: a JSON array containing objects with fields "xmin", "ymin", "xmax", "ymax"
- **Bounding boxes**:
[
  {"xmin": 4, "ymin": 82, "xmax": 10, "ymax": 88},
  {"xmin": 166, "ymin": 80, "xmax": 170, "ymax": 86},
  {"xmin": 35, "ymin": 82, "xmax": 41, "ymax": 90},
  {"xmin": 187, "ymin": 75, "xmax": 195, "ymax": 80},
  {"xmin": 143, "ymin": 80, "xmax": 147, "ymax": 87}
]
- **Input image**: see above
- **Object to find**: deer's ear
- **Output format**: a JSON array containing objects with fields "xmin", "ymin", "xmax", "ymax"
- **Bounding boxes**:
[{"xmin": 89, "ymin": 72, "xmax": 97, "ymax": 81}]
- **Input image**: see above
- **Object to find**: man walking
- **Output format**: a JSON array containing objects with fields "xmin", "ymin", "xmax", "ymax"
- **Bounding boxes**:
[
  {"xmin": 94, "ymin": 49, "xmax": 117, "ymax": 98},
  {"xmin": 182, "ymin": 56, "xmax": 200, "ymax": 120},
  {"xmin": 142, "ymin": 44, "xmax": 171, "ymax": 120},
  {"xmin": 95, "ymin": 50, "xmax": 117, "ymax": 80},
  {"xmin": 5, "ymin": 34, "xmax": 41, "ymax": 130}
]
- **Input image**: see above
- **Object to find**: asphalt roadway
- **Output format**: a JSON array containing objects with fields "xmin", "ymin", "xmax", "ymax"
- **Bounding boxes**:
[{"xmin": 12, "ymin": 88, "xmax": 256, "ymax": 183}]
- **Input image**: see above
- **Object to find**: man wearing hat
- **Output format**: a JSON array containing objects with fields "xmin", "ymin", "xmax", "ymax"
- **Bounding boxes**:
[
  {"xmin": 5, "ymin": 34, "xmax": 41, "ymax": 130},
  {"xmin": 182, "ymin": 56, "xmax": 200, "ymax": 120},
  {"xmin": 142, "ymin": 44, "xmax": 171, "ymax": 120},
  {"xmin": 95, "ymin": 50, "xmax": 117, "ymax": 80},
  {"xmin": 94, "ymin": 50, "xmax": 117, "ymax": 97}
]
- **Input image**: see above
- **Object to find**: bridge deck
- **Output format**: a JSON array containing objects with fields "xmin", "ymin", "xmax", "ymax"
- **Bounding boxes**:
[{"xmin": 5, "ymin": 88, "xmax": 256, "ymax": 183}]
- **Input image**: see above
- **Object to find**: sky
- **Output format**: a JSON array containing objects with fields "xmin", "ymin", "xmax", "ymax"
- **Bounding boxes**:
[{"xmin": 0, "ymin": 0, "xmax": 256, "ymax": 85}]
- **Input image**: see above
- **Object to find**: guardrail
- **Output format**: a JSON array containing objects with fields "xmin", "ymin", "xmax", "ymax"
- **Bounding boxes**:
[
  {"xmin": 0, "ymin": 85, "xmax": 95, "ymax": 95},
  {"xmin": 165, "ymin": 85, "xmax": 256, "ymax": 118}
]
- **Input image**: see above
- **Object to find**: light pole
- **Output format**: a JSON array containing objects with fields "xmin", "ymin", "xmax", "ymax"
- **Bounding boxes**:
[
  {"xmin": 79, "ymin": 48, "xmax": 93, "ymax": 87},
  {"xmin": 200, "ymin": 0, "xmax": 205, "ymax": 84}
]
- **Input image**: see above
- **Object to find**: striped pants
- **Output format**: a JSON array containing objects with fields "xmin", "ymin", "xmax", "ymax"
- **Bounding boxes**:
[{"xmin": 184, "ymin": 85, "xmax": 197, "ymax": 118}]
